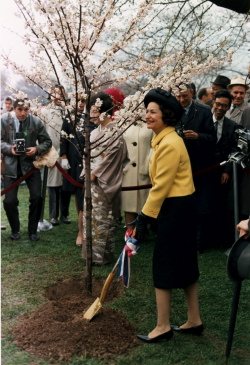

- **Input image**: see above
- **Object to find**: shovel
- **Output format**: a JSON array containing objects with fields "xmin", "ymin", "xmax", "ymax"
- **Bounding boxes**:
[
  {"xmin": 83, "ymin": 228, "xmax": 138, "ymax": 321},
  {"xmin": 83, "ymin": 258, "xmax": 119, "ymax": 320}
]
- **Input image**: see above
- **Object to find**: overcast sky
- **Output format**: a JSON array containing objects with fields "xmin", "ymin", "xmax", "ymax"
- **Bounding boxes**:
[
  {"xmin": 1, "ymin": 0, "xmax": 249, "ymax": 90},
  {"xmin": 0, "ymin": 0, "xmax": 29, "ymax": 85},
  {"xmin": 1, "ymin": 1, "xmax": 26, "ymax": 58}
]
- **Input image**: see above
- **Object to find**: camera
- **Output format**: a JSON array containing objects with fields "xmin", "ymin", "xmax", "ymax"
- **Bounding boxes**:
[
  {"xmin": 14, "ymin": 132, "xmax": 26, "ymax": 154},
  {"xmin": 176, "ymin": 126, "xmax": 185, "ymax": 138},
  {"xmin": 228, "ymin": 128, "xmax": 250, "ymax": 169}
]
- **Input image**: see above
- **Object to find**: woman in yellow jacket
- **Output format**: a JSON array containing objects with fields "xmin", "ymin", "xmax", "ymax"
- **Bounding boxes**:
[{"xmin": 134, "ymin": 88, "xmax": 203, "ymax": 343}]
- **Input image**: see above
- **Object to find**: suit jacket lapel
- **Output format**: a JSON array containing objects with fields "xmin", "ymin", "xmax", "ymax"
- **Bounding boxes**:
[
  {"xmin": 221, "ymin": 118, "xmax": 228, "ymax": 137},
  {"xmin": 182, "ymin": 101, "xmax": 195, "ymax": 126}
]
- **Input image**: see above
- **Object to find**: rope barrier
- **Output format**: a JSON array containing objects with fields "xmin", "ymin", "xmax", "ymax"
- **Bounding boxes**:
[
  {"xmin": 0, "ymin": 159, "xmax": 230, "ymax": 196},
  {"xmin": 1, "ymin": 167, "xmax": 37, "ymax": 196},
  {"xmin": 55, "ymin": 162, "xmax": 84, "ymax": 188}
]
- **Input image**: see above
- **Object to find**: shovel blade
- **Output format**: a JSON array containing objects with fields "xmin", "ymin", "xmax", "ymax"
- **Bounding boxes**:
[{"xmin": 83, "ymin": 297, "xmax": 102, "ymax": 320}]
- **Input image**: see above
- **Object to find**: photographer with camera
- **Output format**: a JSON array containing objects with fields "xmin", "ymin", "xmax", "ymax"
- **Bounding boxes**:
[{"xmin": 1, "ymin": 98, "xmax": 52, "ymax": 241}]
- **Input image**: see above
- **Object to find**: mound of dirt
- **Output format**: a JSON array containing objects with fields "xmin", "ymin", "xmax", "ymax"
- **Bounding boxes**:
[{"xmin": 12, "ymin": 277, "xmax": 138, "ymax": 363}]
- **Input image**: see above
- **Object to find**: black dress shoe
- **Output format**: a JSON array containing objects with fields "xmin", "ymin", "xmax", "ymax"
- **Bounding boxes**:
[
  {"xmin": 29, "ymin": 233, "xmax": 40, "ymax": 241},
  {"xmin": 60, "ymin": 216, "xmax": 71, "ymax": 224},
  {"xmin": 137, "ymin": 329, "xmax": 173, "ymax": 343},
  {"xmin": 10, "ymin": 232, "xmax": 20, "ymax": 240},
  {"xmin": 172, "ymin": 324, "xmax": 204, "ymax": 335},
  {"xmin": 50, "ymin": 218, "xmax": 59, "ymax": 226}
]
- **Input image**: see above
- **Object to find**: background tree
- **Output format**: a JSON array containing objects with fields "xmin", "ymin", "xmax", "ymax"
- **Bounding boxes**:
[{"xmin": 1, "ymin": 0, "xmax": 248, "ymax": 291}]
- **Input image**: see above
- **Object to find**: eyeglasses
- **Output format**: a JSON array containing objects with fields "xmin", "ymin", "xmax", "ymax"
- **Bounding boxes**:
[{"xmin": 214, "ymin": 102, "xmax": 229, "ymax": 109}]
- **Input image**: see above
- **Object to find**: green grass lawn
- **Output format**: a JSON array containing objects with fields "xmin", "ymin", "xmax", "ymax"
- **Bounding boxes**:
[{"xmin": 1, "ymin": 183, "xmax": 250, "ymax": 365}]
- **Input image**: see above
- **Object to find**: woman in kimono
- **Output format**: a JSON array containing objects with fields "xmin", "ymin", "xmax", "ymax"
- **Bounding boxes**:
[{"xmin": 82, "ymin": 92, "xmax": 128, "ymax": 265}]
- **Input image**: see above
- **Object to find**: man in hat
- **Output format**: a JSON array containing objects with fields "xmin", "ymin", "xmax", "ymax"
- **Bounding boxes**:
[
  {"xmin": 211, "ymin": 75, "xmax": 231, "ymax": 98},
  {"xmin": 226, "ymin": 77, "xmax": 249, "ymax": 124}
]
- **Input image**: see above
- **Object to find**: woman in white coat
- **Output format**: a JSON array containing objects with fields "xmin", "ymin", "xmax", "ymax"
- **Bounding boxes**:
[{"xmin": 121, "ymin": 122, "xmax": 153, "ymax": 227}]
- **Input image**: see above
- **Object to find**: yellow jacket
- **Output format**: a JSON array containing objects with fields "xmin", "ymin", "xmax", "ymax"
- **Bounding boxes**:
[{"xmin": 142, "ymin": 126, "xmax": 195, "ymax": 218}]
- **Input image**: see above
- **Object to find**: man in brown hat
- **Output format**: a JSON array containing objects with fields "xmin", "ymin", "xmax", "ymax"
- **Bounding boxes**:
[{"xmin": 226, "ymin": 77, "xmax": 249, "ymax": 124}]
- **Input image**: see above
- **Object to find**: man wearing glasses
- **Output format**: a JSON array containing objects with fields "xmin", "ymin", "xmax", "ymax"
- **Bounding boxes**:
[{"xmin": 212, "ymin": 89, "xmax": 240, "ymax": 247}]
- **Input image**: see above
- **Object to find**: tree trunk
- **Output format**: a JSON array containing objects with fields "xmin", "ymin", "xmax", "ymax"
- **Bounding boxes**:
[{"xmin": 83, "ymin": 101, "xmax": 93, "ymax": 294}]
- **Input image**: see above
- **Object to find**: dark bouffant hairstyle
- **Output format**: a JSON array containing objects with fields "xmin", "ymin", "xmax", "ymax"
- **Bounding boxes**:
[
  {"xmin": 144, "ymin": 88, "xmax": 184, "ymax": 126},
  {"xmin": 214, "ymin": 89, "xmax": 233, "ymax": 107},
  {"xmin": 157, "ymin": 103, "xmax": 178, "ymax": 126},
  {"xmin": 90, "ymin": 91, "xmax": 114, "ymax": 116}
]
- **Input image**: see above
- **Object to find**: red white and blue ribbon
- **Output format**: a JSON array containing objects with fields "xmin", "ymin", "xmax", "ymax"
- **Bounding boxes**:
[{"xmin": 117, "ymin": 228, "xmax": 140, "ymax": 288}]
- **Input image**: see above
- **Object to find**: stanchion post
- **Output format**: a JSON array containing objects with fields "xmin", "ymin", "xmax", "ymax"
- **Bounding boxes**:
[
  {"xmin": 232, "ymin": 161, "xmax": 239, "ymax": 241},
  {"xmin": 39, "ymin": 166, "xmax": 48, "ymax": 222},
  {"xmin": 37, "ymin": 166, "xmax": 52, "ymax": 231}
]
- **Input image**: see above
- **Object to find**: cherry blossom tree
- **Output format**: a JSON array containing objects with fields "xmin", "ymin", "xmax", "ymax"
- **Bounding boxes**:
[{"xmin": 1, "ymin": 0, "xmax": 248, "ymax": 292}]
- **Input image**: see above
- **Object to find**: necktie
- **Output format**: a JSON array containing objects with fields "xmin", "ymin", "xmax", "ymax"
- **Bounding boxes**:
[
  {"xmin": 19, "ymin": 121, "xmax": 23, "ymax": 132},
  {"xmin": 214, "ymin": 121, "xmax": 218, "ymax": 141},
  {"xmin": 230, "ymin": 106, "xmax": 236, "ymax": 115}
]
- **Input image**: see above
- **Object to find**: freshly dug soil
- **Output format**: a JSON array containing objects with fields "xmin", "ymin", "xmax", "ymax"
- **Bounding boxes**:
[{"xmin": 12, "ymin": 277, "xmax": 138, "ymax": 363}]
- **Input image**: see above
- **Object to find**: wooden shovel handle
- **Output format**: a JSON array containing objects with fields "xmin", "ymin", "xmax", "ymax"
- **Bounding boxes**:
[{"xmin": 99, "ymin": 266, "xmax": 118, "ymax": 304}]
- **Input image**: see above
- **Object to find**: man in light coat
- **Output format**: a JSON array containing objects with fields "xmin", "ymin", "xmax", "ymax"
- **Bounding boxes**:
[{"xmin": 226, "ymin": 77, "xmax": 249, "ymax": 124}]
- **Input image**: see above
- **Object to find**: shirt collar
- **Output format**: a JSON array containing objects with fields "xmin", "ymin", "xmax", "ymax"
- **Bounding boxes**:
[
  {"xmin": 213, "ymin": 114, "xmax": 224, "ymax": 124},
  {"xmin": 184, "ymin": 101, "xmax": 192, "ymax": 114}
]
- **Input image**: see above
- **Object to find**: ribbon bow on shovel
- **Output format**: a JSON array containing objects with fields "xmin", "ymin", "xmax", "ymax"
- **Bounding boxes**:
[
  {"xmin": 117, "ymin": 228, "xmax": 140, "ymax": 288},
  {"xmin": 83, "ymin": 227, "xmax": 139, "ymax": 321}
]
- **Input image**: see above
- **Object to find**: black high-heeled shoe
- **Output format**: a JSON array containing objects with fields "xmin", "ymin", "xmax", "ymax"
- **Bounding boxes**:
[
  {"xmin": 171, "ymin": 324, "xmax": 204, "ymax": 335},
  {"xmin": 137, "ymin": 329, "xmax": 173, "ymax": 343}
]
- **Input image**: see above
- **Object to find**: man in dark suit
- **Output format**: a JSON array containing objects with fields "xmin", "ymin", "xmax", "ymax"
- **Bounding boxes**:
[
  {"xmin": 60, "ymin": 98, "xmax": 97, "ymax": 246},
  {"xmin": 176, "ymin": 85, "xmax": 216, "ymax": 253},
  {"xmin": 213, "ymin": 90, "xmax": 239, "ymax": 178},
  {"xmin": 211, "ymin": 89, "xmax": 239, "ymax": 247}
]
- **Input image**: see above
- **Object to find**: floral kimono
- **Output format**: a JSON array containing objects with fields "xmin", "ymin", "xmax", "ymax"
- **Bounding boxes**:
[{"xmin": 83, "ymin": 122, "xmax": 128, "ymax": 264}]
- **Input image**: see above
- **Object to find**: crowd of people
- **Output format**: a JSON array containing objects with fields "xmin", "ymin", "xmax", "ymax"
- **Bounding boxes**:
[
  {"xmin": 1, "ymin": 75, "xmax": 249, "ymax": 249},
  {"xmin": 1, "ymin": 73, "xmax": 249, "ymax": 342}
]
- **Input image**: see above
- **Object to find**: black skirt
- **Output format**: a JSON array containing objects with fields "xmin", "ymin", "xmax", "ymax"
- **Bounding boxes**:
[{"xmin": 153, "ymin": 194, "xmax": 199, "ymax": 289}]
